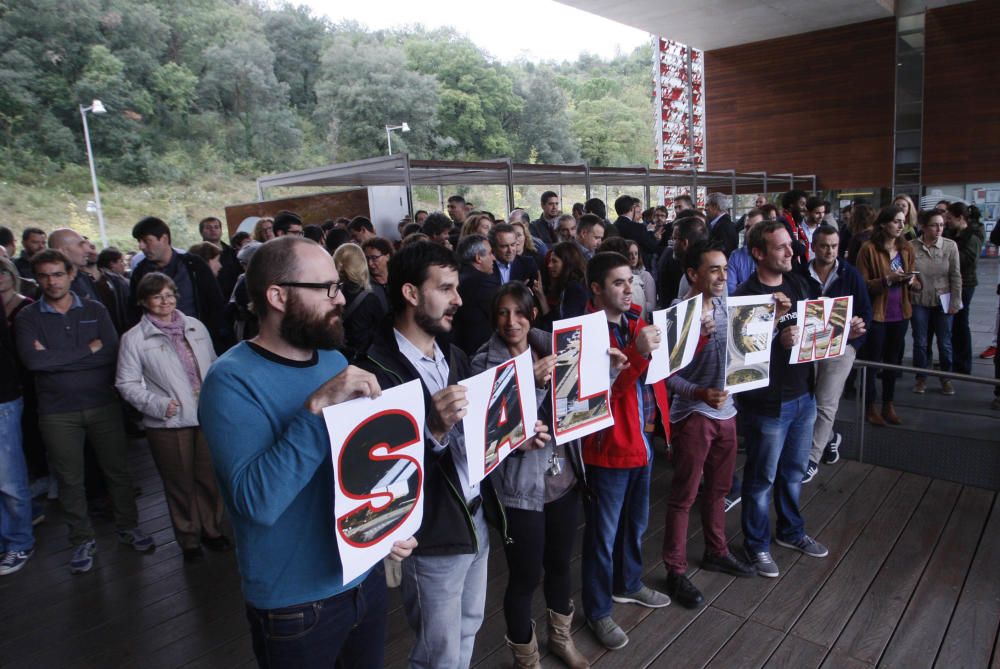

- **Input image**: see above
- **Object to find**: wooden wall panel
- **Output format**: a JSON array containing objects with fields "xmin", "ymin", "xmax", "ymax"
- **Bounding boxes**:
[
  {"xmin": 223, "ymin": 189, "xmax": 370, "ymax": 236},
  {"xmin": 704, "ymin": 18, "xmax": 896, "ymax": 190},
  {"xmin": 923, "ymin": 0, "xmax": 1000, "ymax": 185}
]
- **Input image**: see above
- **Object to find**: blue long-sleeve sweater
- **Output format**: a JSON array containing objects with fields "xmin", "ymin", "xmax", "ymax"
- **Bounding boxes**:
[{"xmin": 199, "ymin": 342, "xmax": 365, "ymax": 609}]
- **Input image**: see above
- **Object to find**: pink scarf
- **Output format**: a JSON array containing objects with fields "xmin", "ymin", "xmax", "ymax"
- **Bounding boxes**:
[{"xmin": 146, "ymin": 311, "xmax": 202, "ymax": 393}]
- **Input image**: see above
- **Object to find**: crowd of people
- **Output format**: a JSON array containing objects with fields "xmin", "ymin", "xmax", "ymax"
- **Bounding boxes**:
[{"xmin": 0, "ymin": 188, "xmax": 996, "ymax": 669}]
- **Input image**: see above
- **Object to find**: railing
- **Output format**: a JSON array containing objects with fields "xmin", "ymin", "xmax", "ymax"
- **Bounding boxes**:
[{"xmin": 848, "ymin": 360, "xmax": 1000, "ymax": 489}]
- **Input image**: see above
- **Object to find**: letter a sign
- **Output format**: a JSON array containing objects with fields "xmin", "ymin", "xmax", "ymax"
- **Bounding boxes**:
[
  {"xmin": 461, "ymin": 349, "xmax": 538, "ymax": 485},
  {"xmin": 323, "ymin": 380, "xmax": 425, "ymax": 583}
]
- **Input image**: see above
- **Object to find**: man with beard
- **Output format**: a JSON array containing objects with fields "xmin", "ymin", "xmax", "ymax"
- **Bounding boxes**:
[
  {"xmin": 661, "ymin": 241, "xmax": 755, "ymax": 610},
  {"xmin": 358, "ymin": 241, "xmax": 548, "ymax": 669},
  {"xmin": 199, "ymin": 237, "xmax": 417, "ymax": 668}
]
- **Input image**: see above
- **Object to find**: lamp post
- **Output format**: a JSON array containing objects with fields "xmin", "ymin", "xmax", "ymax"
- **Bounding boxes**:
[
  {"xmin": 80, "ymin": 99, "xmax": 108, "ymax": 247},
  {"xmin": 384, "ymin": 122, "xmax": 410, "ymax": 155}
]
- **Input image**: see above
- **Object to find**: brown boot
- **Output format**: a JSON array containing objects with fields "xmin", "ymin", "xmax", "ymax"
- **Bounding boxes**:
[
  {"xmin": 865, "ymin": 404, "xmax": 886, "ymax": 426},
  {"xmin": 506, "ymin": 622, "xmax": 541, "ymax": 669},
  {"xmin": 882, "ymin": 402, "xmax": 902, "ymax": 425},
  {"xmin": 547, "ymin": 603, "xmax": 590, "ymax": 668}
]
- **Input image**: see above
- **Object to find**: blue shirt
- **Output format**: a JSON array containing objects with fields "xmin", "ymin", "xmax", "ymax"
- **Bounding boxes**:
[{"xmin": 198, "ymin": 342, "xmax": 365, "ymax": 609}]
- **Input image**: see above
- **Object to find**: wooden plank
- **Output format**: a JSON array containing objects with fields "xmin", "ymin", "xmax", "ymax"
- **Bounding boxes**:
[
  {"xmin": 763, "ymin": 634, "xmax": 828, "ymax": 669},
  {"xmin": 879, "ymin": 486, "xmax": 995, "ymax": 667},
  {"xmin": 712, "ymin": 461, "xmax": 876, "ymax": 620},
  {"xmin": 785, "ymin": 473, "xmax": 931, "ymax": 644},
  {"xmin": 643, "ymin": 606, "xmax": 742, "ymax": 669},
  {"xmin": 704, "ymin": 619, "xmax": 784, "ymax": 669},
  {"xmin": 829, "ymin": 479, "xmax": 961, "ymax": 665},
  {"xmin": 820, "ymin": 649, "xmax": 875, "ymax": 669},
  {"xmin": 935, "ymin": 492, "xmax": 1000, "ymax": 668}
]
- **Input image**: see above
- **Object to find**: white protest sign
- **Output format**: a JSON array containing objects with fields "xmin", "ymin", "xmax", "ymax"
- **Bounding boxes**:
[
  {"xmin": 323, "ymin": 380, "xmax": 425, "ymax": 584},
  {"xmin": 724, "ymin": 295, "xmax": 776, "ymax": 393},
  {"xmin": 460, "ymin": 348, "xmax": 538, "ymax": 485},
  {"xmin": 790, "ymin": 296, "xmax": 854, "ymax": 364},
  {"xmin": 550, "ymin": 310, "xmax": 614, "ymax": 445},
  {"xmin": 646, "ymin": 295, "xmax": 703, "ymax": 384}
]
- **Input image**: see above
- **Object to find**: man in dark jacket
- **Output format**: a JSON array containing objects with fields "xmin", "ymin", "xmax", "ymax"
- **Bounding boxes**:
[
  {"xmin": 357, "ymin": 241, "xmax": 546, "ymax": 669},
  {"xmin": 129, "ymin": 217, "xmax": 232, "ymax": 353},
  {"xmin": 491, "ymin": 223, "xmax": 538, "ymax": 285},
  {"xmin": 705, "ymin": 192, "xmax": 739, "ymax": 257},
  {"xmin": 613, "ymin": 195, "xmax": 658, "ymax": 267},
  {"xmin": 797, "ymin": 225, "xmax": 870, "ymax": 482},
  {"xmin": 454, "ymin": 234, "xmax": 500, "ymax": 356},
  {"xmin": 198, "ymin": 216, "xmax": 241, "ymax": 300},
  {"xmin": 529, "ymin": 191, "xmax": 561, "ymax": 247}
]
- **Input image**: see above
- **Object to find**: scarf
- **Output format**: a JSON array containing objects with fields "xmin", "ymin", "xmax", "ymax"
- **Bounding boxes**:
[{"xmin": 146, "ymin": 310, "xmax": 202, "ymax": 394}]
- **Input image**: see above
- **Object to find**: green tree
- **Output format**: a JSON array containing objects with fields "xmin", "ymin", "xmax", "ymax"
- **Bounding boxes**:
[
  {"xmin": 511, "ymin": 65, "xmax": 579, "ymax": 164},
  {"xmin": 263, "ymin": 5, "xmax": 329, "ymax": 113},
  {"xmin": 571, "ymin": 96, "xmax": 649, "ymax": 167}
]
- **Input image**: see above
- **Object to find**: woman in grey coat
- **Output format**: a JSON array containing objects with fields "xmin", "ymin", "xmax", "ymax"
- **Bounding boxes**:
[
  {"xmin": 470, "ymin": 281, "xmax": 589, "ymax": 669},
  {"xmin": 116, "ymin": 272, "xmax": 229, "ymax": 562}
]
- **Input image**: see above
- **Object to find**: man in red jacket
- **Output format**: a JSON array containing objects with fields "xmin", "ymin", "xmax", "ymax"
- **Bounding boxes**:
[{"xmin": 581, "ymin": 252, "xmax": 671, "ymax": 651}]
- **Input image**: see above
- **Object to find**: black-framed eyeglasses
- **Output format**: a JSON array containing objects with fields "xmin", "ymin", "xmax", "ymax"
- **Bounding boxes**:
[
  {"xmin": 364, "ymin": 253, "xmax": 385, "ymax": 263},
  {"xmin": 277, "ymin": 281, "xmax": 343, "ymax": 298}
]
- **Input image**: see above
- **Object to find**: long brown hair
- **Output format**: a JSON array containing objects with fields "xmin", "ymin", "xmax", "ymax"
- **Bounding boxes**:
[{"xmin": 543, "ymin": 241, "xmax": 587, "ymax": 298}]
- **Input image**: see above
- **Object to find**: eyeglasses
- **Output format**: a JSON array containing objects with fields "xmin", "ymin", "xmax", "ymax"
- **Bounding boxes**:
[
  {"xmin": 364, "ymin": 253, "xmax": 386, "ymax": 263},
  {"xmin": 278, "ymin": 281, "xmax": 343, "ymax": 299},
  {"xmin": 149, "ymin": 292, "xmax": 178, "ymax": 303}
]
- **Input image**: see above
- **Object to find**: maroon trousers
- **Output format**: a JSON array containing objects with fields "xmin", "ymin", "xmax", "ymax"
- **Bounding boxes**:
[{"xmin": 661, "ymin": 413, "xmax": 737, "ymax": 574}]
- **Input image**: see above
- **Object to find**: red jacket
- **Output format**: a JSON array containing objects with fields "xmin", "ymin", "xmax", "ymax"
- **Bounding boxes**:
[{"xmin": 582, "ymin": 302, "xmax": 670, "ymax": 469}]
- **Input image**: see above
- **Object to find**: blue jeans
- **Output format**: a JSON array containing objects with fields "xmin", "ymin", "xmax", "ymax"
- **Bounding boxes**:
[
  {"xmin": 0, "ymin": 397, "xmax": 33, "ymax": 554},
  {"xmin": 245, "ymin": 565, "xmax": 388, "ymax": 669},
  {"xmin": 911, "ymin": 304, "xmax": 953, "ymax": 379},
  {"xmin": 582, "ymin": 461, "xmax": 651, "ymax": 620},
  {"xmin": 401, "ymin": 509, "xmax": 489, "ymax": 669},
  {"xmin": 741, "ymin": 394, "xmax": 816, "ymax": 554}
]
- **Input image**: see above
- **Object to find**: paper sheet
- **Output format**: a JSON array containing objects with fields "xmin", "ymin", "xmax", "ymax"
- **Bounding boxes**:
[
  {"xmin": 645, "ymin": 296, "xmax": 703, "ymax": 384},
  {"xmin": 789, "ymin": 296, "xmax": 854, "ymax": 364},
  {"xmin": 323, "ymin": 380, "xmax": 425, "ymax": 584},
  {"xmin": 724, "ymin": 295, "xmax": 776, "ymax": 393},
  {"xmin": 460, "ymin": 349, "xmax": 538, "ymax": 485},
  {"xmin": 550, "ymin": 311, "xmax": 614, "ymax": 445}
]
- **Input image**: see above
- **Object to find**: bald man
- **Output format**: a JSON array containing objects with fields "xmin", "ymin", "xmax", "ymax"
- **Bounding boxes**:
[{"xmin": 48, "ymin": 228, "xmax": 129, "ymax": 333}]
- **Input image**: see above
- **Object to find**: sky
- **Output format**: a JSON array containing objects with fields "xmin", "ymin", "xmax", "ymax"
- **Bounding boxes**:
[{"xmin": 301, "ymin": 0, "xmax": 651, "ymax": 63}]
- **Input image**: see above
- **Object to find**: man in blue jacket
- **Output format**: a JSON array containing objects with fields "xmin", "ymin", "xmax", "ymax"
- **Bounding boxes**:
[
  {"xmin": 199, "ymin": 237, "xmax": 416, "ymax": 668},
  {"xmin": 798, "ymin": 224, "xmax": 870, "ymax": 482}
]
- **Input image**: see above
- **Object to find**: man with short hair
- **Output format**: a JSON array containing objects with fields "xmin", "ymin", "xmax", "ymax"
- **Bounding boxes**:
[
  {"xmin": 348, "ymin": 217, "xmax": 377, "ymax": 245},
  {"xmin": 613, "ymin": 195, "xmax": 657, "ymax": 265},
  {"xmin": 705, "ymin": 192, "xmax": 738, "ymax": 257},
  {"xmin": 659, "ymin": 215, "xmax": 708, "ymax": 307},
  {"xmin": 801, "ymin": 197, "xmax": 827, "ymax": 246},
  {"xmin": 662, "ymin": 240, "xmax": 755, "ymax": 609},
  {"xmin": 576, "ymin": 214, "xmax": 605, "ymax": 260},
  {"xmin": 582, "ymin": 252, "xmax": 670, "ymax": 650},
  {"xmin": 490, "ymin": 223, "xmax": 538, "ymax": 285},
  {"xmin": 78, "ymin": 235, "xmax": 130, "ymax": 334},
  {"xmin": 15, "ymin": 249, "xmax": 152, "ymax": 574},
  {"xmin": 47, "ymin": 228, "xmax": 99, "ymax": 303},
  {"xmin": 129, "ymin": 217, "xmax": 230, "ymax": 352},
  {"xmin": 199, "ymin": 236, "xmax": 416, "ymax": 667},
  {"xmin": 358, "ymin": 241, "xmax": 544, "ymax": 669},
  {"xmin": 734, "ymin": 221, "xmax": 850, "ymax": 577},
  {"xmin": 447, "ymin": 195, "xmax": 467, "ymax": 226},
  {"xmin": 454, "ymin": 234, "xmax": 501, "ymax": 355},
  {"xmin": 16, "ymin": 227, "xmax": 46, "ymax": 279},
  {"xmin": 779, "ymin": 189, "xmax": 810, "ymax": 264},
  {"xmin": 652, "ymin": 205, "xmax": 671, "ymax": 240},
  {"xmin": 272, "ymin": 210, "xmax": 304, "ymax": 237},
  {"xmin": 530, "ymin": 191, "xmax": 561, "ymax": 246},
  {"xmin": 798, "ymin": 225, "xmax": 870, "ymax": 483},
  {"xmin": 555, "ymin": 213, "xmax": 577, "ymax": 243},
  {"xmin": 199, "ymin": 216, "xmax": 241, "ymax": 299},
  {"xmin": 0, "ymin": 226, "xmax": 15, "ymax": 260},
  {"xmin": 672, "ymin": 194, "xmax": 694, "ymax": 216}
]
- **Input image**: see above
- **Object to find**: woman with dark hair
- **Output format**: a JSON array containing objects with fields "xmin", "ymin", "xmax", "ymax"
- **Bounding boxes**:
[
  {"xmin": 539, "ymin": 241, "xmax": 589, "ymax": 330},
  {"xmin": 856, "ymin": 205, "xmax": 917, "ymax": 425},
  {"xmin": 943, "ymin": 201, "xmax": 985, "ymax": 375},
  {"xmin": 846, "ymin": 204, "xmax": 876, "ymax": 265},
  {"xmin": 470, "ymin": 282, "xmax": 588, "ymax": 669},
  {"xmin": 116, "ymin": 272, "xmax": 229, "ymax": 562},
  {"xmin": 187, "ymin": 242, "xmax": 222, "ymax": 277}
]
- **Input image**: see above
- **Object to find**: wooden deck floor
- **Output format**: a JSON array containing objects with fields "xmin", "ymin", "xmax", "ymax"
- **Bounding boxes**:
[{"xmin": 2, "ymin": 439, "xmax": 999, "ymax": 669}]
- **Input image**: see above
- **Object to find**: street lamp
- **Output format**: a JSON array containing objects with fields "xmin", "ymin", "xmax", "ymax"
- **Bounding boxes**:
[
  {"xmin": 80, "ymin": 99, "xmax": 108, "ymax": 247},
  {"xmin": 385, "ymin": 122, "xmax": 410, "ymax": 155}
]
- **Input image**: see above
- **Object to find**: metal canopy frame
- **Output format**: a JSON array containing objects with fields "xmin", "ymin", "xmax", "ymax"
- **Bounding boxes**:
[{"xmin": 256, "ymin": 154, "xmax": 817, "ymax": 210}]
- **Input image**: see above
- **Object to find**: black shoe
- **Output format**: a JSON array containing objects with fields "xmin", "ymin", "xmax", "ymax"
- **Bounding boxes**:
[
  {"xmin": 702, "ymin": 552, "xmax": 756, "ymax": 578},
  {"xmin": 666, "ymin": 571, "xmax": 704, "ymax": 609},
  {"xmin": 202, "ymin": 535, "xmax": 233, "ymax": 552},
  {"xmin": 822, "ymin": 432, "xmax": 842, "ymax": 464},
  {"xmin": 183, "ymin": 547, "xmax": 205, "ymax": 563},
  {"xmin": 802, "ymin": 460, "xmax": 819, "ymax": 484}
]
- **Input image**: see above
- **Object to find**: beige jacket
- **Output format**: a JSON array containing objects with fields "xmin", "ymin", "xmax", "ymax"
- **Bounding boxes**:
[
  {"xmin": 909, "ymin": 236, "xmax": 962, "ymax": 310},
  {"xmin": 116, "ymin": 314, "xmax": 216, "ymax": 428}
]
